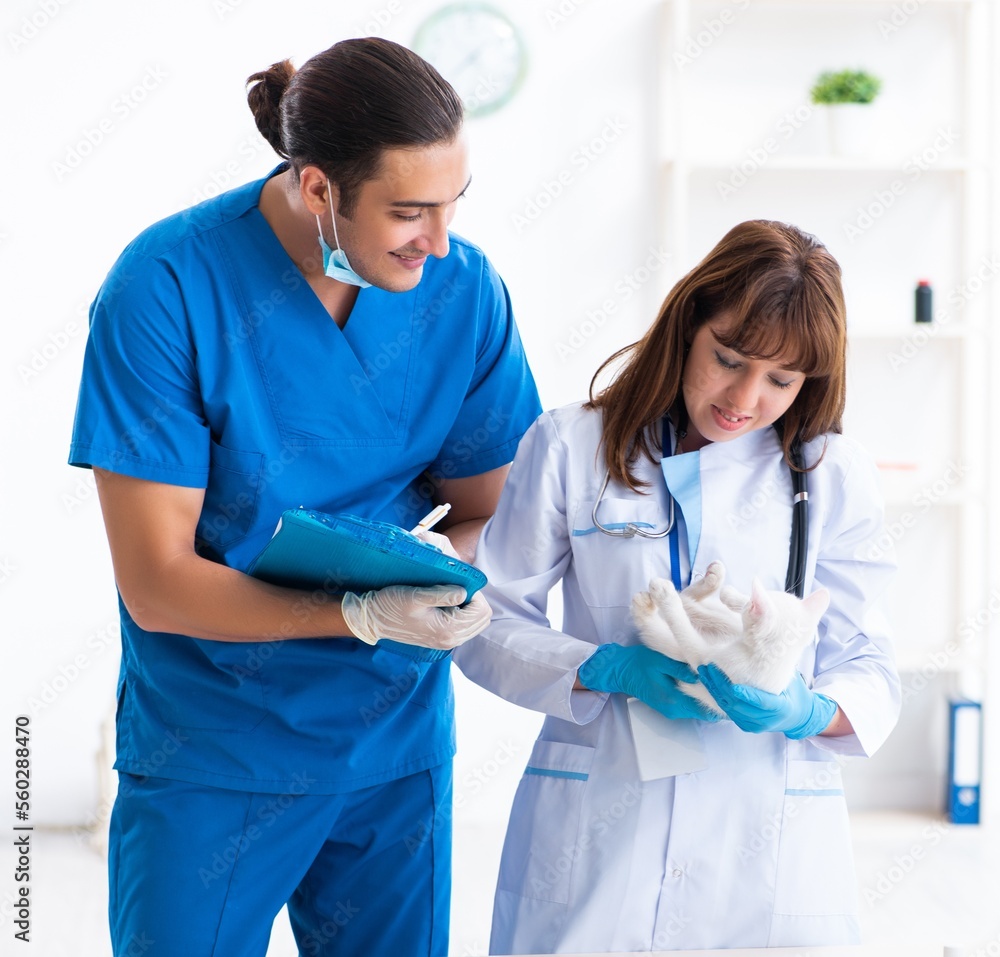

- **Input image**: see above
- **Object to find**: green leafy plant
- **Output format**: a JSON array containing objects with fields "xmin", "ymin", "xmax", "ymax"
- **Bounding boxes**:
[{"xmin": 810, "ymin": 69, "xmax": 882, "ymax": 105}]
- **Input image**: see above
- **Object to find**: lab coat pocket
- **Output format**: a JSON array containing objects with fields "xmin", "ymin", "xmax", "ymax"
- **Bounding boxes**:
[
  {"xmin": 196, "ymin": 441, "xmax": 264, "ymax": 553},
  {"xmin": 497, "ymin": 740, "xmax": 596, "ymax": 904},
  {"xmin": 571, "ymin": 498, "xmax": 661, "ymax": 608},
  {"xmin": 771, "ymin": 758, "xmax": 858, "ymax": 921}
]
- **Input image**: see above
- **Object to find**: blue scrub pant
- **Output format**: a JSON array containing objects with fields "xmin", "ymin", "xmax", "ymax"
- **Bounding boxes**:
[{"xmin": 107, "ymin": 764, "xmax": 452, "ymax": 956}]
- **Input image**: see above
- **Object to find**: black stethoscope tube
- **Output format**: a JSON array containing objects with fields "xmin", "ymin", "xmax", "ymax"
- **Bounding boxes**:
[{"xmin": 785, "ymin": 442, "xmax": 809, "ymax": 599}]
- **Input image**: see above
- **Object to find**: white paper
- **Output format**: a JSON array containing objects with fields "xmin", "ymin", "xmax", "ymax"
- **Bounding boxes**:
[{"xmin": 627, "ymin": 697, "xmax": 709, "ymax": 780}]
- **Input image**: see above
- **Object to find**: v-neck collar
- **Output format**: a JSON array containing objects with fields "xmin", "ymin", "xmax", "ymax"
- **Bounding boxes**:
[
  {"xmin": 211, "ymin": 167, "xmax": 423, "ymax": 445},
  {"xmin": 250, "ymin": 163, "xmax": 364, "ymax": 332}
]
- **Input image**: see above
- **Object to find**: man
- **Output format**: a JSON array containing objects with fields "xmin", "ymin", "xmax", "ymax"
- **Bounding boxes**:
[{"xmin": 69, "ymin": 38, "xmax": 540, "ymax": 956}]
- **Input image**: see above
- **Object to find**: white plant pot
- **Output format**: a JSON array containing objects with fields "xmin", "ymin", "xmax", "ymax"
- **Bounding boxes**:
[{"xmin": 824, "ymin": 103, "xmax": 879, "ymax": 158}]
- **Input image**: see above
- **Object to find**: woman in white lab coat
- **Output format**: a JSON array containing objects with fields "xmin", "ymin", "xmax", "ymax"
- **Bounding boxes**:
[{"xmin": 453, "ymin": 220, "xmax": 899, "ymax": 954}]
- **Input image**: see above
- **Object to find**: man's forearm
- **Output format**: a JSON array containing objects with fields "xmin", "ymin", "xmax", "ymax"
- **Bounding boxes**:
[{"xmin": 124, "ymin": 551, "xmax": 352, "ymax": 642}]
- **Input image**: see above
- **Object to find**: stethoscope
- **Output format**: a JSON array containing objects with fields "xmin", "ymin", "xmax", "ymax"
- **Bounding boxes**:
[{"xmin": 591, "ymin": 415, "xmax": 809, "ymax": 598}]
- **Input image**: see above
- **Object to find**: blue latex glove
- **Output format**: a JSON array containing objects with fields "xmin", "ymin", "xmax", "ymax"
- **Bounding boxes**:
[
  {"xmin": 579, "ymin": 644, "xmax": 720, "ymax": 722},
  {"xmin": 697, "ymin": 664, "xmax": 837, "ymax": 739}
]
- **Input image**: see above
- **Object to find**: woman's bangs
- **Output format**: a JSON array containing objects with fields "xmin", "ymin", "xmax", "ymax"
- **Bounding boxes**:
[{"xmin": 718, "ymin": 305, "xmax": 839, "ymax": 377}]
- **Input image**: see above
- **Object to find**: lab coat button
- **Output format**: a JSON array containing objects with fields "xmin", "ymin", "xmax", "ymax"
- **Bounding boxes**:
[{"xmin": 671, "ymin": 867, "xmax": 683, "ymax": 878}]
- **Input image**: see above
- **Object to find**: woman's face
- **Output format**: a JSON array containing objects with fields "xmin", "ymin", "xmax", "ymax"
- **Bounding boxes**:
[{"xmin": 681, "ymin": 314, "xmax": 806, "ymax": 450}]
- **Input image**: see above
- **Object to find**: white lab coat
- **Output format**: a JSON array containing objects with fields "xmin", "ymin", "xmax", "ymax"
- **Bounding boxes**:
[{"xmin": 453, "ymin": 403, "xmax": 899, "ymax": 955}]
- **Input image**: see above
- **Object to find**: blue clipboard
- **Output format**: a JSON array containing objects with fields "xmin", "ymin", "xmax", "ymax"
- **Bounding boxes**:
[{"xmin": 247, "ymin": 508, "xmax": 487, "ymax": 662}]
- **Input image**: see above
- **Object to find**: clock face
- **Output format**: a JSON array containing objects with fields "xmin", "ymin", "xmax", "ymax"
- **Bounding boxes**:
[{"xmin": 413, "ymin": 3, "xmax": 528, "ymax": 118}]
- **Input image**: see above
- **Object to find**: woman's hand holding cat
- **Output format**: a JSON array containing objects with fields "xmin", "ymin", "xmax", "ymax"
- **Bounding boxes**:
[
  {"xmin": 579, "ymin": 644, "xmax": 720, "ymax": 722},
  {"xmin": 697, "ymin": 664, "xmax": 838, "ymax": 739}
]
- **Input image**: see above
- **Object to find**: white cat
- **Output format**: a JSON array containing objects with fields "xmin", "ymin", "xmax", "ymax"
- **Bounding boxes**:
[{"xmin": 630, "ymin": 561, "xmax": 830, "ymax": 716}]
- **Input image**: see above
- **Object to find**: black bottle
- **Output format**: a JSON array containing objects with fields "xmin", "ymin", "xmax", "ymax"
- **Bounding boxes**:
[{"xmin": 915, "ymin": 279, "xmax": 933, "ymax": 323}]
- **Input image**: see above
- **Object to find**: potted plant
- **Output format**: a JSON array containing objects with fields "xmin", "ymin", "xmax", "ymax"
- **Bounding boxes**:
[{"xmin": 810, "ymin": 69, "xmax": 883, "ymax": 157}]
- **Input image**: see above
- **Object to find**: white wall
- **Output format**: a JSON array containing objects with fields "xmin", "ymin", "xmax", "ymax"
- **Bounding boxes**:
[{"xmin": 1, "ymin": 0, "xmax": 665, "ymax": 823}]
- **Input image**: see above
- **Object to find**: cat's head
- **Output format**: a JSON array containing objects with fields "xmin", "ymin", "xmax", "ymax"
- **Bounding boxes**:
[{"xmin": 742, "ymin": 579, "xmax": 830, "ymax": 659}]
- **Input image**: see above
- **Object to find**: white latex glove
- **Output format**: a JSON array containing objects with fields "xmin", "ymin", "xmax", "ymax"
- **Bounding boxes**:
[
  {"xmin": 414, "ymin": 528, "xmax": 460, "ymax": 559},
  {"xmin": 342, "ymin": 584, "xmax": 492, "ymax": 650}
]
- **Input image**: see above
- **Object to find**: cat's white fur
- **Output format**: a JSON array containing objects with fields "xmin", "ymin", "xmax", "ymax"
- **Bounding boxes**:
[{"xmin": 630, "ymin": 561, "xmax": 830, "ymax": 715}]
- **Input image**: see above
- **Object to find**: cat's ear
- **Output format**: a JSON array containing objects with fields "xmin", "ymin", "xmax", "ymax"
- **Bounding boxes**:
[
  {"xmin": 747, "ymin": 578, "xmax": 771, "ymax": 623},
  {"xmin": 802, "ymin": 587, "xmax": 831, "ymax": 621}
]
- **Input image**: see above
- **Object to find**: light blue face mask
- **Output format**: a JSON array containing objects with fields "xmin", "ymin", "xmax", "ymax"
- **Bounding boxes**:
[{"xmin": 315, "ymin": 183, "xmax": 371, "ymax": 289}]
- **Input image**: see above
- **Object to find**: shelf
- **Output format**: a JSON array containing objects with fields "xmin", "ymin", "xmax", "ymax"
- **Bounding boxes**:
[
  {"xmin": 875, "ymin": 468, "xmax": 985, "ymax": 508},
  {"xmin": 664, "ymin": 157, "xmax": 975, "ymax": 174},
  {"xmin": 675, "ymin": 0, "xmax": 980, "ymax": 5},
  {"xmin": 847, "ymin": 323, "xmax": 969, "ymax": 341},
  {"xmin": 661, "ymin": 0, "xmax": 995, "ymax": 819},
  {"xmin": 894, "ymin": 646, "xmax": 979, "ymax": 676},
  {"xmin": 881, "ymin": 491, "xmax": 970, "ymax": 510}
]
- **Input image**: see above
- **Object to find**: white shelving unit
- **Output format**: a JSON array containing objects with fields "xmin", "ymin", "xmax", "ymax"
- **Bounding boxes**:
[{"xmin": 657, "ymin": 0, "xmax": 996, "ymax": 817}]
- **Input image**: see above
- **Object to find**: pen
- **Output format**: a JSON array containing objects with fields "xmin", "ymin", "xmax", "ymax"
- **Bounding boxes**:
[{"xmin": 409, "ymin": 503, "xmax": 451, "ymax": 535}]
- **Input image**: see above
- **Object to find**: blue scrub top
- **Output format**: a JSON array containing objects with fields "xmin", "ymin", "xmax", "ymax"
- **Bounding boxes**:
[{"xmin": 69, "ymin": 166, "xmax": 541, "ymax": 793}]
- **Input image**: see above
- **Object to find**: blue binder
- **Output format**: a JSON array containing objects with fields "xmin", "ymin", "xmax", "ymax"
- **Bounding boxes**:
[
  {"xmin": 946, "ymin": 699, "xmax": 982, "ymax": 825},
  {"xmin": 247, "ymin": 508, "xmax": 488, "ymax": 662}
]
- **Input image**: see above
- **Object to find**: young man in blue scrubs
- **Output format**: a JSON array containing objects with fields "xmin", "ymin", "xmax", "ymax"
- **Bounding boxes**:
[{"xmin": 69, "ymin": 38, "xmax": 540, "ymax": 956}]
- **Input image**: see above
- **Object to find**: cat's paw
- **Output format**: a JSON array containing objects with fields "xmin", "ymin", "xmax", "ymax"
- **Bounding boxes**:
[
  {"xmin": 702, "ymin": 560, "xmax": 726, "ymax": 589},
  {"xmin": 684, "ymin": 561, "xmax": 725, "ymax": 602},
  {"xmin": 649, "ymin": 577, "xmax": 690, "ymax": 627},
  {"xmin": 630, "ymin": 583, "xmax": 666, "ymax": 629},
  {"xmin": 630, "ymin": 588, "xmax": 657, "ymax": 620},
  {"xmin": 648, "ymin": 576, "xmax": 679, "ymax": 603},
  {"xmin": 630, "ymin": 581, "xmax": 678, "ymax": 652}
]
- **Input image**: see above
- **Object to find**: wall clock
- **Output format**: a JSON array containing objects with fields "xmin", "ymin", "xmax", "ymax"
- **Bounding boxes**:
[{"xmin": 413, "ymin": 3, "xmax": 528, "ymax": 118}]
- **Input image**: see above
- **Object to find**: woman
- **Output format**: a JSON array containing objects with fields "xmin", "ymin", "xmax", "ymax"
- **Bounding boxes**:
[{"xmin": 454, "ymin": 220, "xmax": 899, "ymax": 953}]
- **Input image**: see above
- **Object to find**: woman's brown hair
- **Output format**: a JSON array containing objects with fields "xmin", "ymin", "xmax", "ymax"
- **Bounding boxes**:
[
  {"xmin": 246, "ymin": 38, "xmax": 464, "ymax": 217},
  {"xmin": 587, "ymin": 220, "xmax": 847, "ymax": 490}
]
